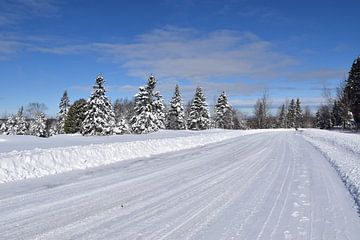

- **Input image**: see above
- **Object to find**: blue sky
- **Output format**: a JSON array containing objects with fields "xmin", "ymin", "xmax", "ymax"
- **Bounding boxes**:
[{"xmin": 1, "ymin": 0, "xmax": 359, "ymax": 117}]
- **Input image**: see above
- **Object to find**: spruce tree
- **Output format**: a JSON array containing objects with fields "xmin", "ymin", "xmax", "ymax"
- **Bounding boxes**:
[
  {"xmin": 4, "ymin": 115, "xmax": 16, "ymax": 135},
  {"xmin": 294, "ymin": 98, "xmax": 303, "ymax": 129},
  {"xmin": 277, "ymin": 104, "xmax": 287, "ymax": 128},
  {"xmin": 187, "ymin": 87, "xmax": 211, "ymax": 130},
  {"xmin": 167, "ymin": 85, "xmax": 186, "ymax": 130},
  {"xmin": 29, "ymin": 113, "xmax": 47, "ymax": 137},
  {"xmin": 15, "ymin": 107, "xmax": 27, "ymax": 135},
  {"xmin": 130, "ymin": 75, "xmax": 165, "ymax": 133},
  {"xmin": 214, "ymin": 92, "xmax": 233, "ymax": 129},
  {"xmin": 131, "ymin": 86, "xmax": 158, "ymax": 134},
  {"xmin": 287, "ymin": 99, "xmax": 296, "ymax": 128},
  {"xmin": 82, "ymin": 75, "xmax": 115, "ymax": 136},
  {"xmin": 345, "ymin": 56, "xmax": 360, "ymax": 129},
  {"xmin": 64, "ymin": 99, "xmax": 87, "ymax": 133},
  {"xmin": 56, "ymin": 90, "xmax": 70, "ymax": 134}
]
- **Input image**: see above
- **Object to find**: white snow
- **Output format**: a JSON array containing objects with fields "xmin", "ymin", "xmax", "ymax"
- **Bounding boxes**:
[
  {"xmin": 301, "ymin": 129, "xmax": 360, "ymax": 209},
  {"xmin": 0, "ymin": 130, "xmax": 359, "ymax": 239},
  {"xmin": 0, "ymin": 129, "xmax": 287, "ymax": 183}
]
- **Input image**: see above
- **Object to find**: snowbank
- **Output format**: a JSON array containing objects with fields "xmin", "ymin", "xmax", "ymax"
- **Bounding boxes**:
[
  {"xmin": 301, "ymin": 129, "xmax": 360, "ymax": 210},
  {"xmin": 0, "ymin": 129, "xmax": 286, "ymax": 183}
]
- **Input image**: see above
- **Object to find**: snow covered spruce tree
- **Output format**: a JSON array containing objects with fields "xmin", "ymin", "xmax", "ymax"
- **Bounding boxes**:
[
  {"xmin": 56, "ymin": 90, "xmax": 70, "ymax": 134},
  {"xmin": 15, "ymin": 107, "xmax": 27, "ymax": 135},
  {"xmin": 29, "ymin": 112, "xmax": 47, "ymax": 137},
  {"xmin": 2, "ymin": 107, "xmax": 28, "ymax": 135},
  {"xmin": 167, "ymin": 84, "xmax": 186, "ymax": 130},
  {"xmin": 294, "ymin": 98, "xmax": 303, "ymax": 129},
  {"xmin": 287, "ymin": 99, "xmax": 296, "ymax": 128},
  {"xmin": 130, "ymin": 75, "xmax": 165, "ymax": 134},
  {"xmin": 82, "ymin": 75, "xmax": 115, "ymax": 136},
  {"xmin": 277, "ymin": 104, "xmax": 287, "ymax": 128},
  {"xmin": 214, "ymin": 92, "xmax": 233, "ymax": 129},
  {"xmin": 187, "ymin": 87, "xmax": 211, "ymax": 130},
  {"xmin": 344, "ymin": 56, "xmax": 360, "ymax": 130}
]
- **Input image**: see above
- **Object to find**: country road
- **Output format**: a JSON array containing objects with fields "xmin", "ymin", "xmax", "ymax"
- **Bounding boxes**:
[{"xmin": 0, "ymin": 131, "xmax": 359, "ymax": 240}]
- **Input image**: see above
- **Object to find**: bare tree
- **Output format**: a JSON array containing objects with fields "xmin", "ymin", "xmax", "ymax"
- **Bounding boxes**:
[{"xmin": 25, "ymin": 103, "xmax": 47, "ymax": 119}]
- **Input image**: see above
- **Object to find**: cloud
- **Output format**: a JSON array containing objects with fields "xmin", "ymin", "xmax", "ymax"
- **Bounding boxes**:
[
  {"xmin": 0, "ymin": 0, "xmax": 60, "ymax": 26},
  {"xmin": 285, "ymin": 68, "xmax": 346, "ymax": 82},
  {"xmin": 33, "ymin": 26, "xmax": 295, "ymax": 82}
]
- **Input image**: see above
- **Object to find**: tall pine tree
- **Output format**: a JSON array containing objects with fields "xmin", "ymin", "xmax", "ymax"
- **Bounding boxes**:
[
  {"xmin": 344, "ymin": 56, "xmax": 360, "ymax": 129},
  {"xmin": 29, "ymin": 112, "xmax": 47, "ymax": 137},
  {"xmin": 130, "ymin": 75, "xmax": 165, "ymax": 133},
  {"xmin": 287, "ymin": 99, "xmax": 296, "ymax": 128},
  {"xmin": 56, "ymin": 90, "xmax": 70, "ymax": 134},
  {"xmin": 294, "ymin": 98, "xmax": 303, "ymax": 129},
  {"xmin": 167, "ymin": 85, "xmax": 186, "ymax": 130},
  {"xmin": 277, "ymin": 104, "xmax": 287, "ymax": 128},
  {"xmin": 187, "ymin": 87, "xmax": 211, "ymax": 130},
  {"xmin": 82, "ymin": 75, "xmax": 115, "ymax": 136},
  {"xmin": 214, "ymin": 92, "xmax": 233, "ymax": 129}
]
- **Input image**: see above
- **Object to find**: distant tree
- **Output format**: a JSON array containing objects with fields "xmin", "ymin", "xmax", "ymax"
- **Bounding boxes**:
[
  {"xmin": 2, "ymin": 107, "xmax": 28, "ymax": 135},
  {"xmin": 344, "ymin": 56, "xmax": 360, "ymax": 130},
  {"xmin": 56, "ymin": 90, "xmax": 70, "ymax": 134},
  {"xmin": 294, "ymin": 98, "xmax": 303, "ymax": 129},
  {"xmin": 316, "ymin": 105, "xmax": 333, "ymax": 129},
  {"xmin": 167, "ymin": 85, "xmax": 186, "ymax": 130},
  {"xmin": 187, "ymin": 87, "xmax": 211, "ymax": 130},
  {"xmin": 303, "ymin": 106, "xmax": 315, "ymax": 128},
  {"xmin": 214, "ymin": 92, "xmax": 233, "ymax": 129},
  {"xmin": 25, "ymin": 102, "xmax": 47, "ymax": 119},
  {"xmin": 277, "ymin": 104, "xmax": 287, "ymax": 128},
  {"xmin": 15, "ymin": 107, "xmax": 27, "ymax": 135},
  {"xmin": 113, "ymin": 98, "xmax": 135, "ymax": 123},
  {"xmin": 130, "ymin": 75, "xmax": 165, "ymax": 134},
  {"xmin": 64, "ymin": 99, "xmax": 87, "ymax": 134},
  {"xmin": 253, "ymin": 91, "xmax": 270, "ymax": 129},
  {"xmin": 82, "ymin": 75, "xmax": 115, "ymax": 136},
  {"xmin": 29, "ymin": 112, "xmax": 47, "ymax": 137},
  {"xmin": 287, "ymin": 99, "xmax": 296, "ymax": 128},
  {"xmin": 232, "ymin": 109, "xmax": 247, "ymax": 130}
]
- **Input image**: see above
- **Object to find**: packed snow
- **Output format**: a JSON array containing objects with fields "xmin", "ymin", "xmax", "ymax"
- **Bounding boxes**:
[
  {"xmin": 301, "ymin": 129, "xmax": 360, "ymax": 211},
  {"xmin": 0, "ymin": 129, "xmax": 286, "ymax": 183},
  {"xmin": 0, "ymin": 130, "xmax": 359, "ymax": 239}
]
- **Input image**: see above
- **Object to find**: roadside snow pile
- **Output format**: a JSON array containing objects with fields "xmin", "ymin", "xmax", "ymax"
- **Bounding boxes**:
[
  {"xmin": 302, "ymin": 129, "xmax": 360, "ymax": 209},
  {"xmin": 0, "ymin": 129, "xmax": 287, "ymax": 183}
]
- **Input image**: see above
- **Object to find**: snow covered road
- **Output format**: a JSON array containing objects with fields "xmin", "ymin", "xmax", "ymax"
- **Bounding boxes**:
[{"xmin": 0, "ymin": 131, "xmax": 359, "ymax": 239}]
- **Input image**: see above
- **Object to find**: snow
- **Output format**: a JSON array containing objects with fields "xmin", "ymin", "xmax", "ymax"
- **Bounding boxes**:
[
  {"xmin": 0, "ymin": 129, "xmax": 286, "ymax": 183},
  {"xmin": 0, "ymin": 131, "xmax": 359, "ymax": 239},
  {"xmin": 301, "ymin": 129, "xmax": 360, "ymax": 211}
]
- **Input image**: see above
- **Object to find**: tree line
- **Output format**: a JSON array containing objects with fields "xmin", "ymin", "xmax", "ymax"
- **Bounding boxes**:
[{"xmin": 1, "ymin": 56, "xmax": 359, "ymax": 137}]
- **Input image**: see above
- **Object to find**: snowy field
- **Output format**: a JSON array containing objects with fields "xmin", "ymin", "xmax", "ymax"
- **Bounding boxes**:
[{"xmin": 0, "ymin": 129, "xmax": 359, "ymax": 239}]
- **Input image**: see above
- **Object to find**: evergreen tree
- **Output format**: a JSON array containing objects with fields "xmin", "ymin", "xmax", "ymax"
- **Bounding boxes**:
[
  {"xmin": 29, "ymin": 113, "xmax": 47, "ymax": 137},
  {"xmin": 187, "ymin": 87, "xmax": 211, "ymax": 130},
  {"xmin": 82, "ymin": 75, "xmax": 115, "ymax": 136},
  {"xmin": 130, "ymin": 75, "xmax": 165, "ymax": 133},
  {"xmin": 316, "ymin": 105, "xmax": 333, "ymax": 129},
  {"xmin": 287, "ymin": 99, "xmax": 296, "ymax": 128},
  {"xmin": 214, "ymin": 92, "xmax": 233, "ymax": 129},
  {"xmin": 277, "ymin": 104, "xmax": 287, "ymax": 128},
  {"xmin": 64, "ymin": 99, "xmax": 87, "ymax": 133},
  {"xmin": 345, "ymin": 56, "xmax": 360, "ymax": 129},
  {"xmin": 4, "ymin": 115, "xmax": 16, "ymax": 135},
  {"xmin": 167, "ymin": 85, "xmax": 186, "ymax": 130},
  {"xmin": 113, "ymin": 119, "xmax": 130, "ymax": 134},
  {"xmin": 294, "ymin": 98, "xmax": 303, "ymax": 129},
  {"xmin": 131, "ymin": 86, "xmax": 158, "ymax": 134},
  {"xmin": 56, "ymin": 90, "xmax": 70, "ymax": 134},
  {"xmin": 15, "ymin": 107, "xmax": 27, "ymax": 135}
]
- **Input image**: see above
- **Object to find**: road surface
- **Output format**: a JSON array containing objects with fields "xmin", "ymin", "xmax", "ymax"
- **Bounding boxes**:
[{"xmin": 0, "ymin": 131, "xmax": 359, "ymax": 239}]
